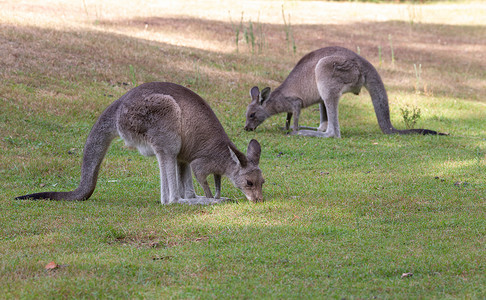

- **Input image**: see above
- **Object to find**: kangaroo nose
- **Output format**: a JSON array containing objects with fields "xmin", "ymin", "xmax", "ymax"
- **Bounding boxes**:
[
  {"xmin": 252, "ymin": 194, "xmax": 263, "ymax": 203},
  {"xmin": 244, "ymin": 126, "xmax": 254, "ymax": 132},
  {"xmin": 245, "ymin": 192, "xmax": 263, "ymax": 203}
]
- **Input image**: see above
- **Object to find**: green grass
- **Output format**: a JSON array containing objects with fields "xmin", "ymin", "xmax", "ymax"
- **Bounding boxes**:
[{"xmin": 1, "ymin": 0, "xmax": 485, "ymax": 298}]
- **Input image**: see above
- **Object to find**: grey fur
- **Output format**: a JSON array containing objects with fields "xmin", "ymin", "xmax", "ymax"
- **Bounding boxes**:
[
  {"xmin": 245, "ymin": 46, "xmax": 443, "ymax": 137},
  {"xmin": 16, "ymin": 82, "xmax": 264, "ymax": 204}
]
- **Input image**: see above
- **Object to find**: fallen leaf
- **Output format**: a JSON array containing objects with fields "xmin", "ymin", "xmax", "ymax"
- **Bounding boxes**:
[
  {"xmin": 149, "ymin": 241, "xmax": 160, "ymax": 248},
  {"xmin": 45, "ymin": 261, "xmax": 59, "ymax": 270},
  {"xmin": 401, "ymin": 272, "xmax": 413, "ymax": 278}
]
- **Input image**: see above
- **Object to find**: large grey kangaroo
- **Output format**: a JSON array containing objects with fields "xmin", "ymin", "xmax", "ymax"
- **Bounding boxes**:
[
  {"xmin": 16, "ymin": 82, "xmax": 264, "ymax": 204},
  {"xmin": 244, "ymin": 46, "xmax": 443, "ymax": 138}
]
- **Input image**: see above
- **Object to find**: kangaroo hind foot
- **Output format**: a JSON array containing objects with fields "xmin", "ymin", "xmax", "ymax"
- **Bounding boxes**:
[{"xmin": 177, "ymin": 196, "xmax": 232, "ymax": 205}]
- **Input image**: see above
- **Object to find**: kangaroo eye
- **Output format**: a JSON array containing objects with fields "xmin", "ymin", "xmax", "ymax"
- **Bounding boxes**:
[
  {"xmin": 246, "ymin": 180, "xmax": 254, "ymax": 187},
  {"xmin": 249, "ymin": 113, "xmax": 255, "ymax": 118}
]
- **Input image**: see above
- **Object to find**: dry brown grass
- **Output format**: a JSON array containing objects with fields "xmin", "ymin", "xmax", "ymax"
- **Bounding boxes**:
[{"xmin": 1, "ymin": 0, "xmax": 485, "ymax": 104}]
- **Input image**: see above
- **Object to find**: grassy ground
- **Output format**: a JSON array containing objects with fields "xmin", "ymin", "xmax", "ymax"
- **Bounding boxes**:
[{"xmin": 1, "ymin": 0, "xmax": 485, "ymax": 298}]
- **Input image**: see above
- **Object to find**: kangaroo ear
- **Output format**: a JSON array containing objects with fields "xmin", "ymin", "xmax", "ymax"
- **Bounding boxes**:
[
  {"xmin": 250, "ymin": 86, "xmax": 260, "ymax": 103},
  {"xmin": 229, "ymin": 145, "xmax": 248, "ymax": 168},
  {"xmin": 260, "ymin": 87, "xmax": 271, "ymax": 104},
  {"xmin": 246, "ymin": 139, "xmax": 261, "ymax": 165}
]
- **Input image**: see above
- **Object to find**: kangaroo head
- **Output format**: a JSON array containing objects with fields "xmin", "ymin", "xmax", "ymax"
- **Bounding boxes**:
[
  {"xmin": 228, "ymin": 139, "xmax": 265, "ymax": 202},
  {"xmin": 244, "ymin": 86, "xmax": 271, "ymax": 131}
]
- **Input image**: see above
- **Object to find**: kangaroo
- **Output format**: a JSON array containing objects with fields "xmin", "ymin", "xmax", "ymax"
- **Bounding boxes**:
[
  {"xmin": 16, "ymin": 82, "xmax": 265, "ymax": 204},
  {"xmin": 244, "ymin": 46, "xmax": 444, "ymax": 138}
]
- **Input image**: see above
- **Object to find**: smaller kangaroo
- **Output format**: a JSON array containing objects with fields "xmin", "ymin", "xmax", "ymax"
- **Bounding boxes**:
[
  {"xmin": 245, "ymin": 46, "xmax": 444, "ymax": 138},
  {"xmin": 16, "ymin": 82, "xmax": 264, "ymax": 204}
]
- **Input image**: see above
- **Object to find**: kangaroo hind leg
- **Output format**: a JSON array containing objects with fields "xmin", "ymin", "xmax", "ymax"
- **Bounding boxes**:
[
  {"xmin": 118, "ymin": 93, "xmax": 185, "ymax": 203},
  {"xmin": 179, "ymin": 162, "xmax": 196, "ymax": 199},
  {"xmin": 314, "ymin": 89, "xmax": 342, "ymax": 138},
  {"xmin": 151, "ymin": 129, "xmax": 183, "ymax": 204},
  {"xmin": 317, "ymin": 102, "xmax": 328, "ymax": 132},
  {"xmin": 313, "ymin": 56, "xmax": 363, "ymax": 138},
  {"xmin": 155, "ymin": 152, "xmax": 180, "ymax": 204}
]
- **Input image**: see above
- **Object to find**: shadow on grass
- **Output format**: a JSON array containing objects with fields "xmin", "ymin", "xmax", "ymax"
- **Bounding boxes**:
[{"xmin": 99, "ymin": 16, "xmax": 486, "ymax": 101}]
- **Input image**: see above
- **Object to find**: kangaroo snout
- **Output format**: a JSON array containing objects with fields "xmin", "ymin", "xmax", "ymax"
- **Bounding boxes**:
[
  {"xmin": 241, "ymin": 182, "xmax": 264, "ymax": 203},
  {"xmin": 245, "ymin": 191, "xmax": 264, "ymax": 203},
  {"xmin": 244, "ymin": 125, "xmax": 255, "ymax": 131}
]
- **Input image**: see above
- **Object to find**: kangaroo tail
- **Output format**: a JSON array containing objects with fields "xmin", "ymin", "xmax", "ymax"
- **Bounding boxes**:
[
  {"xmin": 15, "ymin": 103, "xmax": 119, "ymax": 201},
  {"xmin": 362, "ymin": 59, "xmax": 446, "ymax": 136},
  {"xmin": 394, "ymin": 128, "xmax": 448, "ymax": 135}
]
